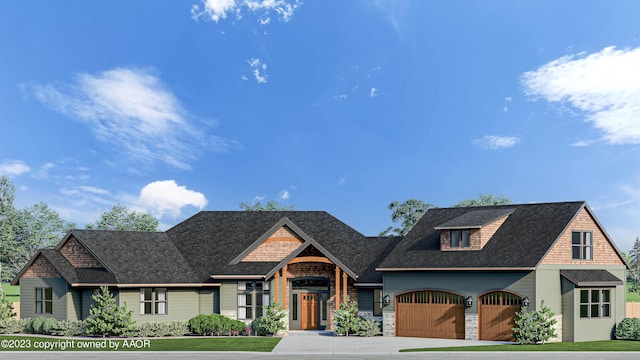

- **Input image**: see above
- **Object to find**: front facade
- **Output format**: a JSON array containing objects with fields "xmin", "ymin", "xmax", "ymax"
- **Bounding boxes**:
[{"xmin": 12, "ymin": 202, "xmax": 629, "ymax": 341}]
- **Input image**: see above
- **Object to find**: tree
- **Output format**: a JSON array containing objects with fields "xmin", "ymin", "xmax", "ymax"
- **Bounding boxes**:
[
  {"xmin": 453, "ymin": 193, "xmax": 512, "ymax": 207},
  {"xmin": 379, "ymin": 199, "xmax": 436, "ymax": 236},
  {"xmin": 630, "ymin": 237, "xmax": 640, "ymax": 278},
  {"xmin": 512, "ymin": 300, "xmax": 557, "ymax": 344},
  {"xmin": 86, "ymin": 286, "xmax": 136, "ymax": 337},
  {"xmin": 239, "ymin": 200, "xmax": 294, "ymax": 211},
  {"xmin": 258, "ymin": 300, "xmax": 286, "ymax": 335},
  {"xmin": 334, "ymin": 296, "xmax": 360, "ymax": 336},
  {"xmin": 86, "ymin": 205, "xmax": 158, "ymax": 231},
  {"xmin": 0, "ymin": 176, "xmax": 19, "ymax": 282}
]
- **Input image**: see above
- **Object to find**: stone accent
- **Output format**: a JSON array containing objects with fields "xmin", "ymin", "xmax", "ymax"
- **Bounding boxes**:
[
  {"xmin": 382, "ymin": 310, "xmax": 395, "ymax": 336},
  {"xmin": 21, "ymin": 254, "xmax": 60, "ymax": 278},
  {"xmin": 222, "ymin": 310, "xmax": 238, "ymax": 320},
  {"xmin": 541, "ymin": 208, "xmax": 624, "ymax": 265},
  {"xmin": 242, "ymin": 226, "xmax": 303, "ymax": 262},
  {"xmin": 548, "ymin": 314, "xmax": 563, "ymax": 342},
  {"xmin": 357, "ymin": 310, "xmax": 382, "ymax": 323},
  {"xmin": 59, "ymin": 236, "xmax": 104, "ymax": 268},
  {"xmin": 465, "ymin": 313, "xmax": 478, "ymax": 340}
]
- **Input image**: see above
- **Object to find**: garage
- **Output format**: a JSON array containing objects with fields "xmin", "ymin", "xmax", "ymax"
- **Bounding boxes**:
[
  {"xmin": 396, "ymin": 290, "xmax": 465, "ymax": 339},
  {"xmin": 479, "ymin": 291, "xmax": 521, "ymax": 341}
]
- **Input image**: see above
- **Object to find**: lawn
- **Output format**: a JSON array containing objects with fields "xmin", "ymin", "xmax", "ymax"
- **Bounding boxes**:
[
  {"xmin": 401, "ymin": 340, "xmax": 640, "ymax": 352},
  {"xmin": 0, "ymin": 335, "xmax": 280, "ymax": 352},
  {"xmin": 627, "ymin": 284, "xmax": 640, "ymax": 302},
  {"xmin": 1, "ymin": 283, "xmax": 19, "ymax": 303}
]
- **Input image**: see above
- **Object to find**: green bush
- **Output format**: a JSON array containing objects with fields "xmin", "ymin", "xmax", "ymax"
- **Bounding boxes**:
[
  {"xmin": 615, "ymin": 318, "xmax": 640, "ymax": 340},
  {"xmin": 187, "ymin": 314, "xmax": 243, "ymax": 336},
  {"xmin": 50, "ymin": 320, "xmax": 87, "ymax": 336},
  {"xmin": 30, "ymin": 316, "xmax": 48, "ymax": 334},
  {"xmin": 42, "ymin": 317, "xmax": 59, "ymax": 335},
  {"xmin": 0, "ymin": 318, "xmax": 28, "ymax": 334},
  {"xmin": 512, "ymin": 300, "xmax": 557, "ymax": 344},
  {"xmin": 334, "ymin": 296, "xmax": 360, "ymax": 336},
  {"xmin": 136, "ymin": 321, "xmax": 190, "ymax": 337},
  {"xmin": 251, "ymin": 317, "xmax": 266, "ymax": 336},
  {"xmin": 356, "ymin": 317, "xmax": 381, "ymax": 337},
  {"xmin": 257, "ymin": 301, "xmax": 286, "ymax": 335},
  {"xmin": 86, "ymin": 286, "xmax": 137, "ymax": 337},
  {"xmin": 0, "ymin": 296, "xmax": 16, "ymax": 320}
]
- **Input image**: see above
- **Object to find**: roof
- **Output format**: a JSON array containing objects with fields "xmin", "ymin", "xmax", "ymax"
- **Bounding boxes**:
[
  {"xmin": 63, "ymin": 230, "xmax": 201, "ymax": 284},
  {"xmin": 560, "ymin": 269, "xmax": 623, "ymax": 287},
  {"xmin": 434, "ymin": 208, "xmax": 515, "ymax": 229},
  {"xmin": 378, "ymin": 201, "xmax": 593, "ymax": 270}
]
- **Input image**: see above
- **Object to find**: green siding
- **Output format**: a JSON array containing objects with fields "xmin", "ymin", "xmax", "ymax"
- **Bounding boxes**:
[
  {"xmin": 382, "ymin": 271, "xmax": 535, "ymax": 313},
  {"xmin": 119, "ymin": 288, "xmax": 202, "ymax": 322},
  {"xmin": 358, "ymin": 289, "xmax": 374, "ymax": 312},
  {"xmin": 220, "ymin": 281, "xmax": 238, "ymax": 313},
  {"xmin": 19, "ymin": 278, "xmax": 68, "ymax": 321},
  {"xmin": 66, "ymin": 289, "xmax": 82, "ymax": 321},
  {"xmin": 534, "ymin": 269, "xmax": 562, "ymax": 313},
  {"xmin": 81, "ymin": 289, "xmax": 96, "ymax": 320},
  {"xmin": 198, "ymin": 289, "xmax": 214, "ymax": 314},
  {"xmin": 561, "ymin": 277, "xmax": 575, "ymax": 342}
]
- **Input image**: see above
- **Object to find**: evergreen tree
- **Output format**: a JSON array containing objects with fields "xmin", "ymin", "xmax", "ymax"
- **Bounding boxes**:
[
  {"xmin": 630, "ymin": 237, "xmax": 640, "ymax": 281},
  {"xmin": 334, "ymin": 296, "xmax": 360, "ymax": 336},
  {"xmin": 86, "ymin": 286, "xmax": 136, "ymax": 337}
]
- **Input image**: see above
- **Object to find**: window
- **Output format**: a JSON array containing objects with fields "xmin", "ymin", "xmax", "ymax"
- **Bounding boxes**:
[
  {"xmin": 35, "ymin": 288, "xmax": 52, "ymax": 314},
  {"xmin": 140, "ymin": 288, "xmax": 167, "ymax": 315},
  {"xmin": 450, "ymin": 230, "xmax": 471, "ymax": 248},
  {"xmin": 580, "ymin": 289, "xmax": 611, "ymax": 318},
  {"xmin": 237, "ymin": 281, "xmax": 270, "ymax": 320},
  {"xmin": 373, "ymin": 289, "xmax": 383, "ymax": 316},
  {"xmin": 572, "ymin": 231, "xmax": 593, "ymax": 260}
]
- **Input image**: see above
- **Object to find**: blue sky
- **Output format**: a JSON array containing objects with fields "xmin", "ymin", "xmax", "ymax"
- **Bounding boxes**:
[{"xmin": 1, "ymin": 1, "xmax": 640, "ymax": 251}]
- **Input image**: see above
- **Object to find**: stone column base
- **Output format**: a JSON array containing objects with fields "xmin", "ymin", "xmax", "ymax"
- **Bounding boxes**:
[
  {"xmin": 465, "ymin": 313, "xmax": 478, "ymax": 340},
  {"xmin": 383, "ymin": 311, "xmax": 395, "ymax": 336}
]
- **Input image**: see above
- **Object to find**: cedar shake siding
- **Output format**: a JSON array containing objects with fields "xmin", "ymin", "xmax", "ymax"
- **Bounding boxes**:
[
  {"xmin": 59, "ymin": 236, "xmax": 104, "ymax": 268},
  {"xmin": 541, "ymin": 208, "xmax": 625, "ymax": 266},
  {"xmin": 21, "ymin": 254, "xmax": 61, "ymax": 279},
  {"xmin": 242, "ymin": 226, "xmax": 303, "ymax": 262}
]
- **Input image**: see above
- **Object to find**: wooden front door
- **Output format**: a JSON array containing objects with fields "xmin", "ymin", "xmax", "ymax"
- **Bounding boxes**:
[
  {"xmin": 301, "ymin": 293, "xmax": 319, "ymax": 330},
  {"xmin": 479, "ymin": 291, "xmax": 521, "ymax": 341}
]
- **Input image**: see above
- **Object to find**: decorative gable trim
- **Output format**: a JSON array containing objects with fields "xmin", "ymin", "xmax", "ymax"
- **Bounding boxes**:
[
  {"xmin": 240, "ymin": 225, "xmax": 303, "ymax": 262},
  {"xmin": 54, "ymin": 231, "xmax": 112, "ymax": 272},
  {"xmin": 229, "ymin": 217, "xmax": 308, "ymax": 265}
]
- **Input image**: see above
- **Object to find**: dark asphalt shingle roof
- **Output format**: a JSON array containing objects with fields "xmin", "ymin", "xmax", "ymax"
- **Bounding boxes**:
[
  {"xmin": 435, "ymin": 208, "xmax": 515, "ymax": 229},
  {"xmin": 68, "ymin": 230, "xmax": 200, "ymax": 284},
  {"xmin": 560, "ymin": 269, "xmax": 623, "ymax": 286},
  {"xmin": 378, "ymin": 201, "xmax": 588, "ymax": 269},
  {"xmin": 38, "ymin": 249, "xmax": 117, "ymax": 284}
]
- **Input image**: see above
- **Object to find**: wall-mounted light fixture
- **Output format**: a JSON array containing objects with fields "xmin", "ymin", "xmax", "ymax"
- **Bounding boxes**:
[
  {"xmin": 383, "ymin": 294, "xmax": 391, "ymax": 306},
  {"xmin": 465, "ymin": 296, "xmax": 473, "ymax": 307},
  {"xmin": 521, "ymin": 297, "xmax": 530, "ymax": 307}
]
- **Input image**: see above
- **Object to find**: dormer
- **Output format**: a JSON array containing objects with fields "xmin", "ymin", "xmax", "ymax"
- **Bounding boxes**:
[{"xmin": 435, "ymin": 208, "xmax": 514, "ymax": 251}]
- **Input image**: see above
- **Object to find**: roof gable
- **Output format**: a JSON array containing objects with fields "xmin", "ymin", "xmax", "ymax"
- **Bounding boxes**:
[{"xmin": 230, "ymin": 218, "xmax": 306, "ymax": 264}]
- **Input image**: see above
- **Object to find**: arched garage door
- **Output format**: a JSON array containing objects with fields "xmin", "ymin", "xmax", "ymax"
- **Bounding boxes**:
[
  {"xmin": 396, "ymin": 290, "xmax": 465, "ymax": 339},
  {"xmin": 479, "ymin": 291, "xmax": 521, "ymax": 341}
]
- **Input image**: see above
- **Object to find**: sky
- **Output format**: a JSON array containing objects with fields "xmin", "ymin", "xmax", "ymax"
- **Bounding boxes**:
[{"xmin": 1, "ymin": 1, "xmax": 640, "ymax": 251}]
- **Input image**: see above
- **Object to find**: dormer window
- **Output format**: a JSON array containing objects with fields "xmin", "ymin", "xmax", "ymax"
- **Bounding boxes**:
[{"xmin": 450, "ymin": 230, "xmax": 471, "ymax": 248}]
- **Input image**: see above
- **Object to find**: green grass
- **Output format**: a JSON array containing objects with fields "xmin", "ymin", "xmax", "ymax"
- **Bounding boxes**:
[
  {"xmin": 0, "ymin": 335, "xmax": 280, "ymax": 352},
  {"xmin": 401, "ymin": 340, "xmax": 640, "ymax": 352},
  {"xmin": 1, "ymin": 283, "xmax": 19, "ymax": 303},
  {"xmin": 627, "ymin": 284, "xmax": 640, "ymax": 302}
]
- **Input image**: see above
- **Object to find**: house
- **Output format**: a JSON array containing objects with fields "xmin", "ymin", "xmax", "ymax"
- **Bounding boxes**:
[
  {"xmin": 377, "ymin": 201, "xmax": 628, "ymax": 342},
  {"xmin": 11, "ymin": 201, "xmax": 629, "ymax": 341}
]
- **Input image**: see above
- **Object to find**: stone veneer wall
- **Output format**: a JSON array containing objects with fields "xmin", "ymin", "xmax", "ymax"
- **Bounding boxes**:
[
  {"xmin": 383, "ymin": 310, "xmax": 395, "ymax": 336},
  {"xmin": 465, "ymin": 314, "xmax": 478, "ymax": 340}
]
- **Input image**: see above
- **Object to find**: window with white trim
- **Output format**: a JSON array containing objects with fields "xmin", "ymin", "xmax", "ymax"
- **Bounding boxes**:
[
  {"xmin": 140, "ymin": 288, "xmax": 167, "ymax": 315},
  {"xmin": 572, "ymin": 231, "xmax": 593, "ymax": 260},
  {"xmin": 237, "ymin": 281, "xmax": 270, "ymax": 320},
  {"xmin": 580, "ymin": 289, "xmax": 610, "ymax": 318}
]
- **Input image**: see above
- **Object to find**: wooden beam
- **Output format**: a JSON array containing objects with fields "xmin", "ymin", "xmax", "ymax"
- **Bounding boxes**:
[
  {"xmin": 342, "ymin": 271, "xmax": 348, "ymax": 303},
  {"xmin": 335, "ymin": 266, "xmax": 341, "ymax": 308},
  {"xmin": 288, "ymin": 256, "xmax": 333, "ymax": 265},
  {"xmin": 274, "ymin": 270, "xmax": 279, "ymax": 304},
  {"xmin": 282, "ymin": 265, "xmax": 288, "ymax": 310}
]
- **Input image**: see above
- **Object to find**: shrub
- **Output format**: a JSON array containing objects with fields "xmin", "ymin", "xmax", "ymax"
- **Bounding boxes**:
[
  {"xmin": 136, "ymin": 321, "xmax": 189, "ymax": 337},
  {"xmin": 512, "ymin": 300, "xmax": 557, "ymax": 344},
  {"xmin": 0, "ymin": 318, "xmax": 28, "ymax": 334},
  {"xmin": 334, "ymin": 296, "xmax": 360, "ymax": 336},
  {"xmin": 86, "ymin": 286, "xmax": 137, "ymax": 337},
  {"xmin": 356, "ymin": 317, "xmax": 381, "ymax": 337},
  {"xmin": 258, "ymin": 301, "xmax": 286, "ymax": 335},
  {"xmin": 188, "ymin": 314, "xmax": 242, "ymax": 336},
  {"xmin": 251, "ymin": 317, "xmax": 266, "ymax": 336},
  {"xmin": 42, "ymin": 317, "xmax": 59, "ymax": 335},
  {"xmin": 30, "ymin": 316, "xmax": 48, "ymax": 334},
  {"xmin": 0, "ymin": 296, "xmax": 16, "ymax": 320},
  {"xmin": 615, "ymin": 318, "xmax": 640, "ymax": 340},
  {"xmin": 50, "ymin": 320, "xmax": 86, "ymax": 337}
]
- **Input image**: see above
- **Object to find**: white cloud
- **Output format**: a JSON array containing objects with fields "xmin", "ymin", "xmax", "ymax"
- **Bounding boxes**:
[
  {"xmin": 473, "ymin": 135, "xmax": 521, "ymax": 150},
  {"xmin": 279, "ymin": 190, "xmax": 289, "ymax": 199},
  {"xmin": 30, "ymin": 67, "xmax": 232, "ymax": 169},
  {"xmin": 521, "ymin": 46, "xmax": 640, "ymax": 145},
  {"xmin": 370, "ymin": 87, "xmax": 378, "ymax": 98},
  {"xmin": 192, "ymin": 0, "xmax": 301, "ymax": 24},
  {"xmin": 248, "ymin": 58, "xmax": 268, "ymax": 84},
  {"xmin": 505, "ymin": 96, "xmax": 512, "ymax": 102},
  {"xmin": 138, "ymin": 180, "xmax": 208, "ymax": 218},
  {"xmin": 0, "ymin": 160, "xmax": 31, "ymax": 176}
]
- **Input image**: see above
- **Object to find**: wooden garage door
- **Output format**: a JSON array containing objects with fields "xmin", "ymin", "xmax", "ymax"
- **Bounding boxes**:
[
  {"xmin": 396, "ymin": 290, "xmax": 465, "ymax": 339},
  {"xmin": 479, "ymin": 291, "xmax": 521, "ymax": 341}
]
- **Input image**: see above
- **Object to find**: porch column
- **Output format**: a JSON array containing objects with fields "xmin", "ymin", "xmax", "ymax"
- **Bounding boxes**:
[
  {"xmin": 274, "ymin": 270, "xmax": 280, "ymax": 303},
  {"xmin": 342, "ymin": 271, "xmax": 348, "ymax": 303},
  {"xmin": 335, "ymin": 266, "xmax": 341, "ymax": 308},
  {"xmin": 282, "ymin": 265, "xmax": 288, "ymax": 309}
]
